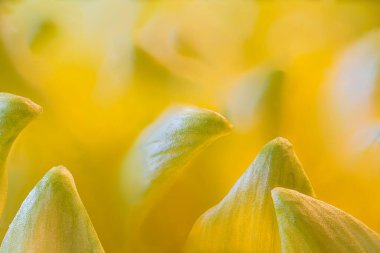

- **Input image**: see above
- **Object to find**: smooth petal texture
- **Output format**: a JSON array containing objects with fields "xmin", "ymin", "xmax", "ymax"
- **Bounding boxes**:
[
  {"xmin": 185, "ymin": 137, "xmax": 314, "ymax": 253},
  {"xmin": 121, "ymin": 106, "xmax": 232, "ymax": 206},
  {"xmin": 225, "ymin": 68, "xmax": 284, "ymax": 134},
  {"xmin": 135, "ymin": 1, "xmax": 257, "ymax": 85},
  {"xmin": 0, "ymin": 93, "xmax": 41, "ymax": 215},
  {"xmin": 323, "ymin": 29, "xmax": 380, "ymax": 160},
  {"xmin": 272, "ymin": 187, "xmax": 380, "ymax": 253},
  {"xmin": 0, "ymin": 93, "xmax": 41, "ymax": 161},
  {"xmin": 0, "ymin": 166, "xmax": 104, "ymax": 253},
  {"xmin": 121, "ymin": 106, "xmax": 232, "ymax": 252}
]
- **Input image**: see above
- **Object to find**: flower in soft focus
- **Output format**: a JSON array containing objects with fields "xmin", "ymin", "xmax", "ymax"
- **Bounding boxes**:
[
  {"xmin": 1, "ymin": 1, "xmax": 380, "ymax": 253},
  {"xmin": 1, "ymin": 93, "xmax": 380, "ymax": 253}
]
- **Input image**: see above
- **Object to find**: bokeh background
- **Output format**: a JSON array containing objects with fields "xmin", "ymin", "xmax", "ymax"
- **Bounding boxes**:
[{"xmin": 1, "ymin": 1, "xmax": 380, "ymax": 252}]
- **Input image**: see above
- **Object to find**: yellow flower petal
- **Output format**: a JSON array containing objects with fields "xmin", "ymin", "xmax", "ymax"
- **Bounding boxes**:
[
  {"xmin": 323, "ymin": 30, "xmax": 380, "ymax": 160},
  {"xmin": 185, "ymin": 137, "xmax": 314, "ymax": 253},
  {"xmin": 272, "ymin": 187, "xmax": 380, "ymax": 253},
  {"xmin": 121, "ymin": 106, "xmax": 232, "ymax": 252},
  {"xmin": 0, "ymin": 93, "xmax": 41, "ymax": 216},
  {"xmin": 0, "ymin": 166, "xmax": 104, "ymax": 253},
  {"xmin": 225, "ymin": 67, "xmax": 284, "ymax": 133},
  {"xmin": 122, "ymin": 105, "xmax": 232, "ymax": 205},
  {"xmin": 135, "ymin": 1, "xmax": 257, "ymax": 84}
]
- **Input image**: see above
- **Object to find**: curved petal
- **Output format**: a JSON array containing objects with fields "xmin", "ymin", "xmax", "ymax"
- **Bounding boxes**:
[
  {"xmin": 0, "ymin": 166, "xmax": 104, "ymax": 253},
  {"xmin": 0, "ymin": 93, "xmax": 41, "ymax": 215},
  {"xmin": 225, "ymin": 67, "xmax": 284, "ymax": 134},
  {"xmin": 121, "ymin": 106, "xmax": 232, "ymax": 252},
  {"xmin": 272, "ymin": 187, "xmax": 380, "ymax": 253},
  {"xmin": 185, "ymin": 137, "xmax": 314, "ymax": 253}
]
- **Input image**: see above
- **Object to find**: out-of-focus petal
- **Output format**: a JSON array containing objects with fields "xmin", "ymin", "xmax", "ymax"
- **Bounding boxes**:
[
  {"xmin": 272, "ymin": 187, "xmax": 380, "ymax": 253},
  {"xmin": 135, "ymin": 1, "xmax": 257, "ymax": 85},
  {"xmin": 323, "ymin": 30, "xmax": 380, "ymax": 161},
  {"xmin": 225, "ymin": 67, "xmax": 284, "ymax": 133},
  {"xmin": 185, "ymin": 137, "xmax": 314, "ymax": 253},
  {"xmin": 0, "ymin": 166, "xmax": 104, "ymax": 253}
]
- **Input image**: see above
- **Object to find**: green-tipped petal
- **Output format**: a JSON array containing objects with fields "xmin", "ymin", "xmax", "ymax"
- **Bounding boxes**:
[
  {"xmin": 0, "ymin": 93, "xmax": 41, "ymax": 215},
  {"xmin": 272, "ymin": 187, "xmax": 380, "ymax": 253},
  {"xmin": 0, "ymin": 93, "xmax": 41, "ymax": 159},
  {"xmin": 185, "ymin": 137, "xmax": 314, "ymax": 253},
  {"xmin": 121, "ymin": 106, "xmax": 232, "ymax": 251},
  {"xmin": 0, "ymin": 166, "xmax": 104, "ymax": 253},
  {"xmin": 122, "ymin": 105, "xmax": 232, "ymax": 205}
]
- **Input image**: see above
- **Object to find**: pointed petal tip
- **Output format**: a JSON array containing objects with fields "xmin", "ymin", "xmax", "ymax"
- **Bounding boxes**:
[
  {"xmin": 271, "ymin": 187, "xmax": 292, "ymax": 204},
  {"xmin": 0, "ymin": 165, "xmax": 105, "ymax": 253},
  {"xmin": 42, "ymin": 165, "xmax": 77, "ymax": 194},
  {"xmin": 0, "ymin": 92, "xmax": 42, "ymax": 117},
  {"xmin": 271, "ymin": 186, "xmax": 315, "ymax": 204},
  {"xmin": 47, "ymin": 165, "xmax": 72, "ymax": 179},
  {"xmin": 265, "ymin": 137, "xmax": 293, "ymax": 151},
  {"xmin": 170, "ymin": 105, "xmax": 234, "ymax": 133},
  {"xmin": 185, "ymin": 137, "xmax": 316, "ymax": 253},
  {"xmin": 260, "ymin": 138, "xmax": 315, "ymax": 197}
]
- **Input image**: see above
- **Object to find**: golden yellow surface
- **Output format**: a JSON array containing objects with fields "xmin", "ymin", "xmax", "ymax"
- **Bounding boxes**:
[{"xmin": 1, "ymin": 1, "xmax": 380, "ymax": 252}]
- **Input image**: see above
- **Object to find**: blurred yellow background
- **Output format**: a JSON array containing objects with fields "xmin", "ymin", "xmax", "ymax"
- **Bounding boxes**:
[{"xmin": 1, "ymin": 1, "xmax": 380, "ymax": 252}]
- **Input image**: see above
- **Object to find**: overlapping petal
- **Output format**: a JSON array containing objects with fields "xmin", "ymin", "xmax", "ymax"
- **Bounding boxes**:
[
  {"xmin": 272, "ymin": 187, "xmax": 380, "ymax": 253},
  {"xmin": 185, "ymin": 137, "xmax": 314, "ymax": 253}
]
